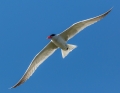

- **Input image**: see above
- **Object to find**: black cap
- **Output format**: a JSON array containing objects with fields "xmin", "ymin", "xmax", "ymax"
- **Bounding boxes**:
[{"xmin": 50, "ymin": 34, "xmax": 56, "ymax": 36}]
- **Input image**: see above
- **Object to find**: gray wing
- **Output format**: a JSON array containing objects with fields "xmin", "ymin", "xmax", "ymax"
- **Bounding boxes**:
[
  {"xmin": 59, "ymin": 8, "xmax": 112, "ymax": 41},
  {"xmin": 11, "ymin": 41, "xmax": 58, "ymax": 88}
]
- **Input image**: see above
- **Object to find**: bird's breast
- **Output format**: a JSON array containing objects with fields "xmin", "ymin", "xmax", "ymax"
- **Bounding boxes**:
[{"xmin": 51, "ymin": 36, "xmax": 68, "ymax": 50}]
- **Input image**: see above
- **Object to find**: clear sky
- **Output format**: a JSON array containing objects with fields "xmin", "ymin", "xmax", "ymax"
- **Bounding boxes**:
[{"xmin": 0, "ymin": 0, "xmax": 120, "ymax": 93}]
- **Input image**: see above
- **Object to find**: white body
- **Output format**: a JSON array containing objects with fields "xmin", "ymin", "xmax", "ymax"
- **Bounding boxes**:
[
  {"xmin": 51, "ymin": 35, "xmax": 68, "ymax": 50},
  {"xmin": 11, "ymin": 8, "xmax": 112, "ymax": 88},
  {"xmin": 51, "ymin": 35, "xmax": 77, "ymax": 58}
]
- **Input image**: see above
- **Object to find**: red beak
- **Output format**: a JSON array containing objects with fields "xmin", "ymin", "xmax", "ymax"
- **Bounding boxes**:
[{"xmin": 47, "ymin": 36, "xmax": 52, "ymax": 39}]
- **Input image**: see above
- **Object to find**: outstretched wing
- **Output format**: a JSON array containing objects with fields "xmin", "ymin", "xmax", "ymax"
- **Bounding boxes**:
[
  {"xmin": 11, "ymin": 41, "xmax": 58, "ymax": 88},
  {"xmin": 59, "ymin": 8, "xmax": 112, "ymax": 41}
]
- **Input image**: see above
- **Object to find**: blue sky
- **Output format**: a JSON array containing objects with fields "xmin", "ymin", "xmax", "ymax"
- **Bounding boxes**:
[{"xmin": 0, "ymin": 0, "xmax": 120, "ymax": 93}]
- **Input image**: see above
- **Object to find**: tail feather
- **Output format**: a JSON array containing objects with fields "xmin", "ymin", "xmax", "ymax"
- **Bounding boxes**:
[{"xmin": 61, "ymin": 44, "xmax": 77, "ymax": 58}]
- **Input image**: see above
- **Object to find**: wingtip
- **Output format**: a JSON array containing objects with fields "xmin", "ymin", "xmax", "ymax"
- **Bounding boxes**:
[
  {"xmin": 9, "ymin": 84, "xmax": 19, "ymax": 89},
  {"xmin": 101, "ymin": 7, "xmax": 113, "ymax": 17},
  {"xmin": 105, "ymin": 7, "xmax": 113, "ymax": 14},
  {"xmin": 111, "ymin": 6, "xmax": 114, "ymax": 10},
  {"xmin": 9, "ymin": 86, "xmax": 16, "ymax": 89},
  {"xmin": 8, "ymin": 87, "xmax": 13, "ymax": 89},
  {"xmin": 109, "ymin": 7, "xmax": 113, "ymax": 12}
]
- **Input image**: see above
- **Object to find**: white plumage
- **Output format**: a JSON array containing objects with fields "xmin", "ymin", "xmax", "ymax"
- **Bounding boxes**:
[{"xmin": 11, "ymin": 8, "xmax": 112, "ymax": 88}]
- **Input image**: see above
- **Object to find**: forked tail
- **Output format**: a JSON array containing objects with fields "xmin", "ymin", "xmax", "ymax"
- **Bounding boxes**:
[{"xmin": 61, "ymin": 44, "xmax": 77, "ymax": 58}]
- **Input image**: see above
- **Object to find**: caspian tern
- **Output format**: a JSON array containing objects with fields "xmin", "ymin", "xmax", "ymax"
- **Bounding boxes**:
[{"xmin": 10, "ymin": 8, "xmax": 112, "ymax": 88}]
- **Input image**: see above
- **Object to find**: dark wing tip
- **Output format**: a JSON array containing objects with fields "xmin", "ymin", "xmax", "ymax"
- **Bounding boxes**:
[
  {"xmin": 9, "ymin": 84, "xmax": 19, "ymax": 89},
  {"xmin": 95, "ymin": 7, "xmax": 113, "ymax": 20},
  {"xmin": 9, "ymin": 79, "xmax": 26, "ymax": 89},
  {"xmin": 103, "ymin": 7, "xmax": 113, "ymax": 16},
  {"xmin": 107, "ymin": 7, "xmax": 113, "ymax": 13}
]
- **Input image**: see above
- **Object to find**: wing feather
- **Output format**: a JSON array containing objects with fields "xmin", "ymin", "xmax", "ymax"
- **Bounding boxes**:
[
  {"xmin": 59, "ymin": 8, "xmax": 112, "ymax": 41},
  {"xmin": 11, "ymin": 41, "xmax": 57, "ymax": 88}
]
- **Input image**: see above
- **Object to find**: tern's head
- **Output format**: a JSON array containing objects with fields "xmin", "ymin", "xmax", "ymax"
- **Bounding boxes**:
[{"xmin": 47, "ymin": 34, "xmax": 56, "ymax": 39}]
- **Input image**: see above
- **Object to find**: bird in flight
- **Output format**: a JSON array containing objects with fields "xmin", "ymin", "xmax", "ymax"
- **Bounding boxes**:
[{"xmin": 10, "ymin": 8, "xmax": 112, "ymax": 88}]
